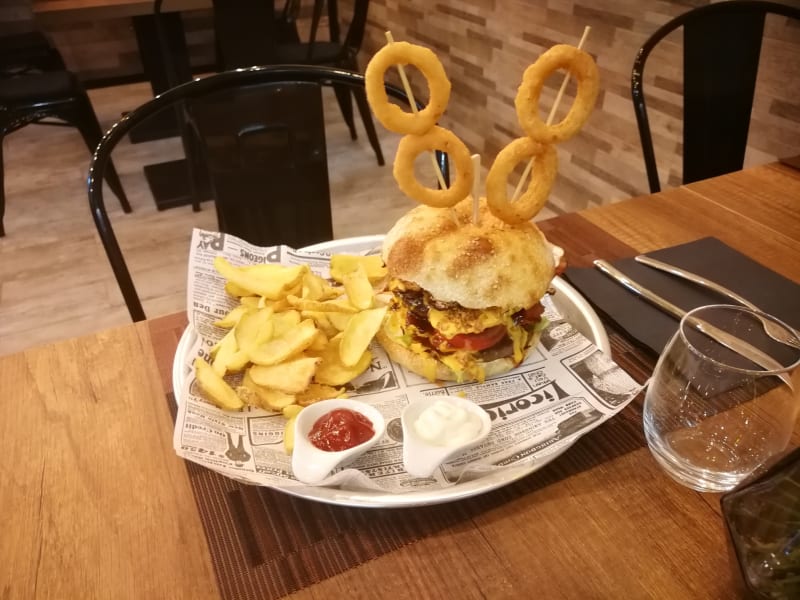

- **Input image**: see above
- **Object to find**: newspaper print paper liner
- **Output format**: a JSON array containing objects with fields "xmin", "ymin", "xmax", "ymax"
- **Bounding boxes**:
[{"xmin": 173, "ymin": 231, "xmax": 641, "ymax": 508}]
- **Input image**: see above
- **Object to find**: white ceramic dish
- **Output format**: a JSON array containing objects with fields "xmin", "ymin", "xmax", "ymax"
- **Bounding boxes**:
[
  {"xmin": 401, "ymin": 395, "xmax": 492, "ymax": 478},
  {"xmin": 172, "ymin": 235, "xmax": 610, "ymax": 507},
  {"xmin": 292, "ymin": 399, "xmax": 386, "ymax": 484}
]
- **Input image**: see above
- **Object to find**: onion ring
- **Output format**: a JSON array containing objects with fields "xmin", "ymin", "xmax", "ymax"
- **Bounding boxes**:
[
  {"xmin": 485, "ymin": 137, "xmax": 558, "ymax": 224},
  {"xmin": 365, "ymin": 41, "xmax": 451, "ymax": 135},
  {"xmin": 393, "ymin": 126, "xmax": 474, "ymax": 208},
  {"xmin": 515, "ymin": 44, "xmax": 599, "ymax": 144}
]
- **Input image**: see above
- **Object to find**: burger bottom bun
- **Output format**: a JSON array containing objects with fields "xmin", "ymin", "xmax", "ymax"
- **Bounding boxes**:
[{"xmin": 376, "ymin": 326, "xmax": 543, "ymax": 383}]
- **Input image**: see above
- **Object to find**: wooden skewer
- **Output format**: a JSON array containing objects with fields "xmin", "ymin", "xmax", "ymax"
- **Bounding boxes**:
[
  {"xmin": 385, "ymin": 31, "xmax": 448, "ymax": 191},
  {"xmin": 471, "ymin": 154, "xmax": 481, "ymax": 226},
  {"xmin": 511, "ymin": 26, "xmax": 591, "ymax": 203}
]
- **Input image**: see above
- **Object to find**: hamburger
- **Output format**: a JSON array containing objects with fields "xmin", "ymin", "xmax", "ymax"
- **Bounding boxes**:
[{"xmin": 377, "ymin": 197, "xmax": 564, "ymax": 383}]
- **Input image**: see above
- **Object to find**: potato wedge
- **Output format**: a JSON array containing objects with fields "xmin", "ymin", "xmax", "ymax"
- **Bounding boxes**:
[
  {"xmin": 343, "ymin": 263, "xmax": 374, "ymax": 310},
  {"xmin": 211, "ymin": 329, "xmax": 242, "ymax": 376},
  {"xmin": 301, "ymin": 271, "xmax": 325, "ymax": 301},
  {"xmin": 249, "ymin": 319, "xmax": 318, "ymax": 365},
  {"xmin": 340, "ymin": 306, "xmax": 387, "ymax": 367},
  {"xmin": 300, "ymin": 310, "xmax": 338, "ymax": 338},
  {"xmin": 308, "ymin": 329, "xmax": 329, "ymax": 352},
  {"xmin": 326, "ymin": 312, "xmax": 353, "ymax": 332},
  {"xmin": 241, "ymin": 371, "xmax": 296, "ymax": 411},
  {"xmin": 287, "ymin": 295, "xmax": 358, "ymax": 314},
  {"xmin": 194, "ymin": 357, "xmax": 244, "ymax": 411},
  {"xmin": 234, "ymin": 384, "xmax": 260, "ymax": 408},
  {"xmin": 249, "ymin": 356, "xmax": 320, "ymax": 393},
  {"xmin": 213, "ymin": 304, "xmax": 251, "ymax": 328},
  {"xmin": 319, "ymin": 281, "xmax": 345, "ymax": 301},
  {"xmin": 234, "ymin": 307, "xmax": 274, "ymax": 355},
  {"xmin": 225, "ymin": 281, "xmax": 255, "ymax": 298},
  {"xmin": 284, "ymin": 414, "xmax": 298, "ymax": 454},
  {"xmin": 214, "ymin": 257, "xmax": 306, "ymax": 299},
  {"xmin": 314, "ymin": 336, "xmax": 372, "ymax": 386},
  {"xmin": 330, "ymin": 254, "xmax": 387, "ymax": 284},
  {"xmin": 261, "ymin": 297, "xmax": 293, "ymax": 312},
  {"xmin": 296, "ymin": 383, "xmax": 346, "ymax": 407},
  {"xmin": 282, "ymin": 404, "xmax": 304, "ymax": 419},
  {"xmin": 271, "ymin": 309, "xmax": 302, "ymax": 338}
]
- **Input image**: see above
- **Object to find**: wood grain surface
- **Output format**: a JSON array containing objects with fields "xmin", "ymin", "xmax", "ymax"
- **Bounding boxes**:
[
  {"xmin": 32, "ymin": 0, "xmax": 210, "ymax": 21},
  {"xmin": 0, "ymin": 321, "xmax": 218, "ymax": 599},
  {"xmin": 2, "ymin": 164, "xmax": 798, "ymax": 599}
]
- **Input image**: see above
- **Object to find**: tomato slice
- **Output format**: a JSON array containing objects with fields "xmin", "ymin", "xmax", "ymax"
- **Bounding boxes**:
[{"xmin": 443, "ymin": 325, "xmax": 507, "ymax": 351}]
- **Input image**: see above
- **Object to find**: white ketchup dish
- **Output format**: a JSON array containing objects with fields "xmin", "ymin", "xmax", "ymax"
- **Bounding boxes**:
[
  {"xmin": 401, "ymin": 395, "xmax": 492, "ymax": 478},
  {"xmin": 291, "ymin": 399, "xmax": 386, "ymax": 485}
]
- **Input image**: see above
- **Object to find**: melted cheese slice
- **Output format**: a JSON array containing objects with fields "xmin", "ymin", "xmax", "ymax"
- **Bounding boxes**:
[{"xmin": 428, "ymin": 306, "xmax": 505, "ymax": 338}]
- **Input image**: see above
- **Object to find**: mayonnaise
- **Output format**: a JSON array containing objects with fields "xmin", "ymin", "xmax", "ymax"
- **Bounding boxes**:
[{"xmin": 413, "ymin": 399, "xmax": 483, "ymax": 447}]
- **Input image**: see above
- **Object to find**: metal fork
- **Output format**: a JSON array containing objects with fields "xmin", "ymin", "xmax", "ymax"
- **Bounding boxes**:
[{"xmin": 635, "ymin": 255, "xmax": 800, "ymax": 349}]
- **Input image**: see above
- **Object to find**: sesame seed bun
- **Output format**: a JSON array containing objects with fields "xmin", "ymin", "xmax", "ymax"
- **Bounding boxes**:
[{"xmin": 382, "ymin": 197, "xmax": 555, "ymax": 311}]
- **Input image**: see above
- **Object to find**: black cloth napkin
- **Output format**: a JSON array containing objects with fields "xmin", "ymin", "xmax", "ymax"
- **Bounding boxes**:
[{"xmin": 563, "ymin": 237, "xmax": 800, "ymax": 355}]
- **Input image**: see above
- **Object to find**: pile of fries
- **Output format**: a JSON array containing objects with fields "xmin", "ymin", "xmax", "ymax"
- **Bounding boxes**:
[{"xmin": 193, "ymin": 254, "xmax": 388, "ymax": 450}]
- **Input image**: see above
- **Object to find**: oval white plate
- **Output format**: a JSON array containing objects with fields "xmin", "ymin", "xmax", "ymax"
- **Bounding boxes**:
[{"xmin": 172, "ymin": 235, "xmax": 610, "ymax": 507}]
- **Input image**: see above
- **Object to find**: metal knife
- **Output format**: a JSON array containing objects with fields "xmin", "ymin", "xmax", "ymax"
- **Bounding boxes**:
[
  {"xmin": 593, "ymin": 259, "xmax": 791, "ymax": 384},
  {"xmin": 593, "ymin": 259, "xmax": 685, "ymax": 321}
]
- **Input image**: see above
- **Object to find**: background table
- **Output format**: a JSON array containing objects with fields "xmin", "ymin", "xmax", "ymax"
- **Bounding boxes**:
[
  {"xmin": 2, "ymin": 163, "xmax": 799, "ymax": 598},
  {"xmin": 34, "ymin": 0, "xmax": 212, "ymax": 210}
]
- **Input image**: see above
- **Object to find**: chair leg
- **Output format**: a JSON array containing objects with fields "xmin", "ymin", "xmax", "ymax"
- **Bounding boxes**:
[
  {"xmin": 332, "ymin": 84, "xmax": 357, "ymax": 140},
  {"xmin": 353, "ymin": 87, "xmax": 384, "ymax": 166},
  {"xmin": 70, "ymin": 93, "xmax": 132, "ymax": 213},
  {"xmin": 0, "ymin": 136, "xmax": 5, "ymax": 237}
]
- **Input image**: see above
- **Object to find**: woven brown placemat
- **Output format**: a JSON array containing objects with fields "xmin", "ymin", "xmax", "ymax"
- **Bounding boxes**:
[{"xmin": 163, "ymin": 326, "xmax": 653, "ymax": 600}]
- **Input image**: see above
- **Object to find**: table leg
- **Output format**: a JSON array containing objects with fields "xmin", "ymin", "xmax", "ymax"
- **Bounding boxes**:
[{"xmin": 130, "ymin": 12, "xmax": 211, "ymax": 211}]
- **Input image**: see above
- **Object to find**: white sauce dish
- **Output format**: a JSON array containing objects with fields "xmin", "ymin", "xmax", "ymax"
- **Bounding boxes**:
[{"xmin": 401, "ymin": 395, "xmax": 492, "ymax": 478}]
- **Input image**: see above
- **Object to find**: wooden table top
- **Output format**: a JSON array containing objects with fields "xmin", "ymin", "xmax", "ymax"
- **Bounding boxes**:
[
  {"xmin": 2, "ymin": 163, "xmax": 799, "ymax": 599},
  {"xmin": 32, "ymin": 0, "xmax": 211, "ymax": 23}
]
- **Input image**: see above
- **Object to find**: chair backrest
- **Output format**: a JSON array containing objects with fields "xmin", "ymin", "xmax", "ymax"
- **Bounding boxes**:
[
  {"xmin": 306, "ymin": 0, "xmax": 369, "ymax": 59},
  {"xmin": 189, "ymin": 80, "xmax": 331, "ymax": 246},
  {"xmin": 631, "ymin": 0, "xmax": 800, "ymax": 193},
  {"xmin": 211, "ymin": 0, "xmax": 279, "ymax": 69},
  {"xmin": 0, "ymin": 31, "xmax": 65, "ymax": 76},
  {"xmin": 88, "ymin": 65, "xmax": 447, "ymax": 322},
  {"xmin": 341, "ymin": 0, "xmax": 369, "ymax": 59}
]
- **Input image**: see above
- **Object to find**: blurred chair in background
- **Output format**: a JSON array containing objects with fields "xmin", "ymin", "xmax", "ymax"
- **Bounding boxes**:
[
  {"xmin": 0, "ymin": 31, "xmax": 65, "ymax": 75},
  {"xmin": 631, "ymin": 0, "xmax": 800, "ymax": 193},
  {"xmin": 0, "ymin": 30, "xmax": 130, "ymax": 236},
  {"xmin": 87, "ymin": 65, "xmax": 447, "ymax": 322},
  {"xmin": 211, "ymin": 0, "xmax": 383, "ymax": 165},
  {"xmin": 271, "ymin": 0, "xmax": 383, "ymax": 165}
]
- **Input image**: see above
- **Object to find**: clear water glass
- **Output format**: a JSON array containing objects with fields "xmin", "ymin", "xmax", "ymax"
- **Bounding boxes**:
[{"xmin": 643, "ymin": 304, "xmax": 800, "ymax": 492}]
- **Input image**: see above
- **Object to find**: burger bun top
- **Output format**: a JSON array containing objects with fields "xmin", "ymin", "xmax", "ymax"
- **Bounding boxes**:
[{"xmin": 382, "ymin": 197, "xmax": 557, "ymax": 310}]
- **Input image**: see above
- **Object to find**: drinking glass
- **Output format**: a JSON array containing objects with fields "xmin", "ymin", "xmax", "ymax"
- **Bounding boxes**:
[{"xmin": 643, "ymin": 304, "xmax": 800, "ymax": 492}]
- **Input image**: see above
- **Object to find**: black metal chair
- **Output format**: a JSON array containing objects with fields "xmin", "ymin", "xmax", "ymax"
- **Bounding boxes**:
[
  {"xmin": 272, "ymin": 0, "xmax": 384, "ymax": 166},
  {"xmin": 631, "ymin": 0, "xmax": 800, "ymax": 193},
  {"xmin": 0, "ymin": 32, "xmax": 130, "ymax": 236},
  {"xmin": 0, "ymin": 31, "xmax": 65, "ymax": 76},
  {"xmin": 88, "ymin": 65, "xmax": 449, "ymax": 322}
]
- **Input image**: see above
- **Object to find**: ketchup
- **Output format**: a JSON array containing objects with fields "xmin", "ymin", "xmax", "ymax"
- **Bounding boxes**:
[{"xmin": 308, "ymin": 409, "xmax": 375, "ymax": 452}]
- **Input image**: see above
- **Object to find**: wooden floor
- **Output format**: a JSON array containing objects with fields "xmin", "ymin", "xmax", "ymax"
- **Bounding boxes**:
[{"xmin": 0, "ymin": 80, "xmax": 560, "ymax": 356}]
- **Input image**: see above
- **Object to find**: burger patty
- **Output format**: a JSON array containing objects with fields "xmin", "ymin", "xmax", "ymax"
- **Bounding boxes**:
[{"xmin": 477, "ymin": 337, "xmax": 515, "ymax": 362}]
